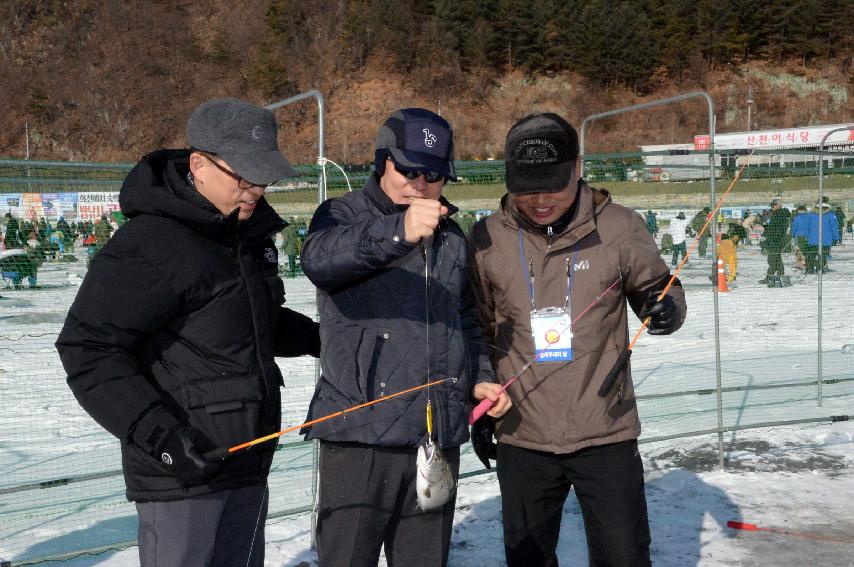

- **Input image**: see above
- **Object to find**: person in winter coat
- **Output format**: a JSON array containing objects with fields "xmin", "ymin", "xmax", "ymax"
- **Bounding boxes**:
[
  {"xmin": 832, "ymin": 206, "xmax": 845, "ymax": 245},
  {"xmin": 645, "ymin": 209, "xmax": 657, "ymax": 237},
  {"xmin": 790, "ymin": 205, "xmax": 810, "ymax": 269},
  {"xmin": 0, "ymin": 248, "xmax": 39, "ymax": 288},
  {"xmin": 93, "ymin": 214, "xmax": 114, "ymax": 250},
  {"xmin": 717, "ymin": 232, "xmax": 738, "ymax": 282},
  {"xmin": 690, "ymin": 207, "xmax": 711, "ymax": 258},
  {"xmin": 805, "ymin": 203, "xmax": 839, "ymax": 273},
  {"xmin": 280, "ymin": 219, "xmax": 301, "ymax": 276},
  {"xmin": 668, "ymin": 211, "xmax": 691, "ymax": 266},
  {"xmin": 300, "ymin": 108, "xmax": 507, "ymax": 567},
  {"xmin": 760, "ymin": 199, "xmax": 790, "ymax": 285},
  {"xmin": 3, "ymin": 213, "xmax": 23, "ymax": 249},
  {"xmin": 468, "ymin": 113, "xmax": 686, "ymax": 567},
  {"xmin": 56, "ymin": 98, "xmax": 320, "ymax": 567}
]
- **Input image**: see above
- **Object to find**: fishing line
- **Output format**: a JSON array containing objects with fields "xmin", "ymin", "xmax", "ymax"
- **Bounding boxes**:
[{"xmin": 422, "ymin": 241, "xmax": 434, "ymax": 441}]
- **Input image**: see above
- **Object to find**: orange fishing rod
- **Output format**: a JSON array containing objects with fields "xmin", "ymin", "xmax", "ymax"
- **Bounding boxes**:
[
  {"xmin": 597, "ymin": 162, "xmax": 749, "ymax": 397},
  {"xmin": 204, "ymin": 377, "xmax": 457, "ymax": 460}
]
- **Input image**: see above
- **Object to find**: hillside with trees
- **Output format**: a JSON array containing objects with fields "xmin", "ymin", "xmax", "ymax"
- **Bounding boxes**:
[{"xmin": 1, "ymin": 0, "xmax": 852, "ymax": 164}]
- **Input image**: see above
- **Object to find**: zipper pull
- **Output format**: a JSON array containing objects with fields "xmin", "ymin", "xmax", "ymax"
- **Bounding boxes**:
[
  {"xmin": 529, "ymin": 259, "xmax": 536, "ymax": 310},
  {"xmin": 547, "ymin": 225, "xmax": 553, "ymax": 237}
]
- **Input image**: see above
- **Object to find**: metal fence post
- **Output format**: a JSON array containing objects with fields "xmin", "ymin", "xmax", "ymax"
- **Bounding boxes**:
[
  {"xmin": 816, "ymin": 125, "xmax": 854, "ymax": 406},
  {"xmin": 265, "ymin": 90, "xmax": 326, "ymax": 204},
  {"xmin": 580, "ymin": 92, "xmax": 723, "ymax": 469},
  {"xmin": 265, "ymin": 90, "xmax": 326, "ymax": 549}
]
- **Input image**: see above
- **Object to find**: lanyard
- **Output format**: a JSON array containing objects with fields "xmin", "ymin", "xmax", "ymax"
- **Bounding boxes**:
[{"xmin": 518, "ymin": 229, "xmax": 579, "ymax": 311}]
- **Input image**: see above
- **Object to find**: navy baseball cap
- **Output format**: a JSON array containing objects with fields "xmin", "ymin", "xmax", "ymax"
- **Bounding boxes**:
[
  {"xmin": 505, "ymin": 113, "xmax": 579, "ymax": 194},
  {"xmin": 375, "ymin": 108, "xmax": 457, "ymax": 181},
  {"xmin": 186, "ymin": 98, "xmax": 297, "ymax": 186}
]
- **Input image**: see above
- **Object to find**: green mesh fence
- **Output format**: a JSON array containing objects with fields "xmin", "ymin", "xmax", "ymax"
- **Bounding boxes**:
[{"xmin": 0, "ymin": 151, "xmax": 852, "ymax": 564}]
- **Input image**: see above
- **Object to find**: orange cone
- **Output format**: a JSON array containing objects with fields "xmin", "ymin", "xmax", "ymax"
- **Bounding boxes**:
[{"xmin": 717, "ymin": 258, "xmax": 729, "ymax": 292}]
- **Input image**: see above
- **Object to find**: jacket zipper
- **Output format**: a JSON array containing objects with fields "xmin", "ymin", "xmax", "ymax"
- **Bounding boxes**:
[{"xmin": 234, "ymin": 243, "xmax": 270, "ymax": 400}]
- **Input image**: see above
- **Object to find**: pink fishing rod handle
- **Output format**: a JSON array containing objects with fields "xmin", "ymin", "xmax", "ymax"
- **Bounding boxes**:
[{"xmin": 469, "ymin": 398, "xmax": 494, "ymax": 425}]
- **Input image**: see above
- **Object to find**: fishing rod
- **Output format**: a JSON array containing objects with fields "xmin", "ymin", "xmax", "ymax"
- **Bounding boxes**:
[
  {"xmin": 469, "ymin": 274, "xmax": 623, "ymax": 424},
  {"xmin": 727, "ymin": 521, "xmax": 853, "ymax": 544},
  {"xmin": 597, "ymin": 162, "xmax": 749, "ymax": 398},
  {"xmin": 203, "ymin": 377, "xmax": 457, "ymax": 460}
]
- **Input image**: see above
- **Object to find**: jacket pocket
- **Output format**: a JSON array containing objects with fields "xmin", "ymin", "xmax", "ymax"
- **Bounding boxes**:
[
  {"xmin": 183, "ymin": 371, "xmax": 265, "ymax": 446},
  {"xmin": 355, "ymin": 327, "xmax": 415, "ymax": 401}
]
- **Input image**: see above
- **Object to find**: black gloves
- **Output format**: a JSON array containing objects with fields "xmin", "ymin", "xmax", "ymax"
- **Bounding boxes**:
[
  {"xmin": 471, "ymin": 416, "xmax": 497, "ymax": 470},
  {"xmin": 155, "ymin": 424, "xmax": 222, "ymax": 487},
  {"xmin": 639, "ymin": 292, "xmax": 678, "ymax": 335}
]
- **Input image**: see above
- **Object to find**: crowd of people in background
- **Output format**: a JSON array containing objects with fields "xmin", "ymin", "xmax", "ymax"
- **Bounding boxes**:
[
  {"xmin": 2, "ymin": 197, "xmax": 848, "ymax": 292},
  {"xmin": 0, "ymin": 212, "xmax": 118, "ymax": 288},
  {"xmin": 645, "ymin": 198, "xmax": 847, "ymax": 287}
]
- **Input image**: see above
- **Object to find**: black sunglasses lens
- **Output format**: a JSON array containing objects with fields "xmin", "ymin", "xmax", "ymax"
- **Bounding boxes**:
[{"xmin": 394, "ymin": 162, "xmax": 443, "ymax": 183}]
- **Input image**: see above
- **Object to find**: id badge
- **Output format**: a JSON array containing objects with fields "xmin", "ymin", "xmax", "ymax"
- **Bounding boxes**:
[{"xmin": 530, "ymin": 307, "xmax": 573, "ymax": 363}]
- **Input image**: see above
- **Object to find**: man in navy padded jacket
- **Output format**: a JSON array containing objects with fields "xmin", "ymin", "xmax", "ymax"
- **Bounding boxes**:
[{"xmin": 300, "ymin": 108, "xmax": 510, "ymax": 566}]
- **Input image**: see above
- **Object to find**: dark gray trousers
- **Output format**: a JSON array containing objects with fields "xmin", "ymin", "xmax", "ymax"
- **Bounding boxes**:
[
  {"xmin": 136, "ymin": 483, "xmax": 268, "ymax": 567},
  {"xmin": 315, "ymin": 441, "xmax": 460, "ymax": 567}
]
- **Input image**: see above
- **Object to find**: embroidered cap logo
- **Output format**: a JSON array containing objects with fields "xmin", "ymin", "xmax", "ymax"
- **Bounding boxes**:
[
  {"xmin": 423, "ymin": 128, "xmax": 437, "ymax": 148},
  {"xmin": 526, "ymin": 146, "xmax": 549, "ymax": 159},
  {"xmin": 251, "ymin": 125, "xmax": 263, "ymax": 140},
  {"xmin": 514, "ymin": 138, "xmax": 559, "ymax": 165}
]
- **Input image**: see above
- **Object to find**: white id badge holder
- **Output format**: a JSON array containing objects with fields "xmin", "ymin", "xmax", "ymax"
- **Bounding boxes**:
[{"xmin": 531, "ymin": 307, "xmax": 573, "ymax": 363}]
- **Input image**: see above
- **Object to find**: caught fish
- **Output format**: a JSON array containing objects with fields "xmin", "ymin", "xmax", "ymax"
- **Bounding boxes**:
[{"xmin": 416, "ymin": 440, "xmax": 456, "ymax": 511}]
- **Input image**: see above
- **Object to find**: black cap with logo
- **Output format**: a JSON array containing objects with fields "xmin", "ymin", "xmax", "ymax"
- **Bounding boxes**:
[{"xmin": 504, "ymin": 113, "xmax": 579, "ymax": 194}]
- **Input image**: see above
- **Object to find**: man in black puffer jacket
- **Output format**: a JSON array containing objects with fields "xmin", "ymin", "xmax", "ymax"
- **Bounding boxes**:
[
  {"xmin": 56, "ymin": 98, "xmax": 319, "ymax": 567},
  {"xmin": 301, "ymin": 108, "xmax": 510, "ymax": 566}
]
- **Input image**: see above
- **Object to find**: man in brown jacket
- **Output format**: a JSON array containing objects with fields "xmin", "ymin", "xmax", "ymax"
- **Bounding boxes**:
[{"xmin": 469, "ymin": 113, "xmax": 686, "ymax": 567}]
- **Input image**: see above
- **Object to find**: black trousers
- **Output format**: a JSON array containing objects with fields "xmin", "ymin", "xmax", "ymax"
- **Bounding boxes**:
[
  {"xmin": 497, "ymin": 440, "xmax": 651, "ymax": 567},
  {"xmin": 316, "ymin": 441, "xmax": 459, "ymax": 567},
  {"xmin": 766, "ymin": 251, "xmax": 784, "ymax": 276},
  {"xmin": 136, "ymin": 483, "xmax": 268, "ymax": 567}
]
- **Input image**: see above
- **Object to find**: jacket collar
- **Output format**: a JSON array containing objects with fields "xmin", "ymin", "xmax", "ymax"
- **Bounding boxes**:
[
  {"xmin": 501, "ymin": 180, "xmax": 611, "ymax": 248},
  {"xmin": 120, "ymin": 149, "xmax": 285, "ymax": 246}
]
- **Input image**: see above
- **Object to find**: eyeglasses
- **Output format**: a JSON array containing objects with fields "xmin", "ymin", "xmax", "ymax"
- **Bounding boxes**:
[
  {"xmin": 389, "ymin": 159, "xmax": 445, "ymax": 184},
  {"xmin": 199, "ymin": 153, "xmax": 271, "ymax": 190}
]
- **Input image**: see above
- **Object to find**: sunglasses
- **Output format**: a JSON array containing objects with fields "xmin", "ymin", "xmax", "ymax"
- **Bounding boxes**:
[
  {"xmin": 199, "ymin": 152, "xmax": 272, "ymax": 190},
  {"xmin": 389, "ymin": 159, "xmax": 445, "ymax": 183}
]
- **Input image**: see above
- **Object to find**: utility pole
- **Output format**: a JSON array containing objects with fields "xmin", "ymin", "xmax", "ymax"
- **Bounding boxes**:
[
  {"xmin": 25, "ymin": 122, "xmax": 31, "ymax": 175},
  {"xmin": 746, "ymin": 86, "xmax": 754, "ymax": 131},
  {"xmin": 507, "ymin": 38, "xmax": 512, "ymax": 75}
]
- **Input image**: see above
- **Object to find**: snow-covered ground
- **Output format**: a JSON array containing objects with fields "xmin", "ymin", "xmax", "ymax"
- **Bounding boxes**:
[{"xmin": 1, "ymin": 227, "xmax": 853, "ymax": 566}]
